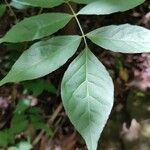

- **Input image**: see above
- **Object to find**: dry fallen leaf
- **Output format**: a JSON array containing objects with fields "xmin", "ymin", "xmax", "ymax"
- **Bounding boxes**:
[
  {"xmin": 120, "ymin": 118, "xmax": 141, "ymax": 142},
  {"xmin": 61, "ymin": 132, "xmax": 77, "ymax": 150}
]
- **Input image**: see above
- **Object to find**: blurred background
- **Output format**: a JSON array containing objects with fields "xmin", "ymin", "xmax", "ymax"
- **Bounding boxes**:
[{"xmin": 0, "ymin": 0, "xmax": 150, "ymax": 149}]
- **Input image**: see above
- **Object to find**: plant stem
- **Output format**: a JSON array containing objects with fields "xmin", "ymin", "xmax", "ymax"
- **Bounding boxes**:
[
  {"xmin": 38, "ymin": 8, "xmax": 43, "ymax": 15},
  {"xmin": 66, "ymin": 2, "xmax": 88, "ymax": 47},
  {"xmin": 4, "ymin": 0, "xmax": 18, "ymax": 23},
  {"xmin": 32, "ymin": 103, "xmax": 63, "ymax": 146}
]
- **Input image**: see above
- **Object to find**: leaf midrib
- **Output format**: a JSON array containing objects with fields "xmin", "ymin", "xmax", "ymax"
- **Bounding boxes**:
[
  {"xmin": 13, "ymin": 0, "xmax": 63, "ymax": 7},
  {"xmin": 4, "ymin": 38, "xmax": 80, "ymax": 82},
  {"xmin": 89, "ymin": 35, "xmax": 149, "ymax": 43},
  {"xmin": 84, "ymin": 48, "xmax": 93, "ymax": 150}
]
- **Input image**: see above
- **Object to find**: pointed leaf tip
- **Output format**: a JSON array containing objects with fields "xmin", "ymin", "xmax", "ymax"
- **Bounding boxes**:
[
  {"xmin": 87, "ymin": 24, "xmax": 150, "ymax": 53},
  {"xmin": 0, "ymin": 35, "xmax": 81, "ymax": 86},
  {"xmin": 61, "ymin": 48, "xmax": 114, "ymax": 150},
  {"xmin": 1, "ymin": 13, "xmax": 73, "ymax": 43},
  {"xmin": 78, "ymin": 0, "xmax": 145, "ymax": 15},
  {"xmin": 0, "ymin": 79, "xmax": 7, "ymax": 87}
]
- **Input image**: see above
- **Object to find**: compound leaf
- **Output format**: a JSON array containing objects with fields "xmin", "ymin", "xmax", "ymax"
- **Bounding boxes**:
[
  {"xmin": 0, "ymin": 13, "xmax": 72, "ymax": 43},
  {"xmin": 61, "ymin": 48, "xmax": 114, "ymax": 150},
  {"xmin": 11, "ymin": 0, "xmax": 64, "ymax": 8},
  {"xmin": 0, "ymin": 36, "xmax": 81, "ymax": 86},
  {"xmin": 78, "ymin": 0, "xmax": 144, "ymax": 15},
  {"xmin": 87, "ymin": 24, "xmax": 150, "ymax": 53}
]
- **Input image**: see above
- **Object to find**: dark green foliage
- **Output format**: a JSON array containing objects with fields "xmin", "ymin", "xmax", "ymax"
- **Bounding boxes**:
[{"xmin": 0, "ymin": 99, "xmax": 52, "ymax": 148}]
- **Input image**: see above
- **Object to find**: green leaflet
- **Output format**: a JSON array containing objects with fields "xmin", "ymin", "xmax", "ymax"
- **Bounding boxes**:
[
  {"xmin": 87, "ymin": 24, "xmax": 150, "ymax": 53},
  {"xmin": 71, "ymin": 0, "xmax": 95, "ymax": 4},
  {"xmin": 11, "ymin": 1, "xmax": 29, "ymax": 9},
  {"xmin": 0, "ymin": 36, "xmax": 81, "ymax": 86},
  {"xmin": 61, "ymin": 48, "xmax": 114, "ymax": 150},
  {"xmin": 8, "ymin": 141, "xmax": 32, "ymax": 150},
  {"xmin": 0, "ymin": 13, "xmax": 72, "ymax": 43},
  {"xmin": 78, "ymin": 0, "xmax": 144, "ymax": 15},
  {"xmin": 11, "ymin": 0, "xmax": 64, "ymax": 8}
]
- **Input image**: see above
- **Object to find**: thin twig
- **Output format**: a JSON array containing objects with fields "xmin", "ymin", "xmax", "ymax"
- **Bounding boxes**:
[
  {"xmin": 32, "ymin": 103, "xmax": 63, "ymax": 146},
  {"xmin": 38, "ymin": 8, "xmax": 43, "ymax": 15},
  {"xmin": 4, "ymin": 0, "xmax": 18, "ymax": 22}
]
